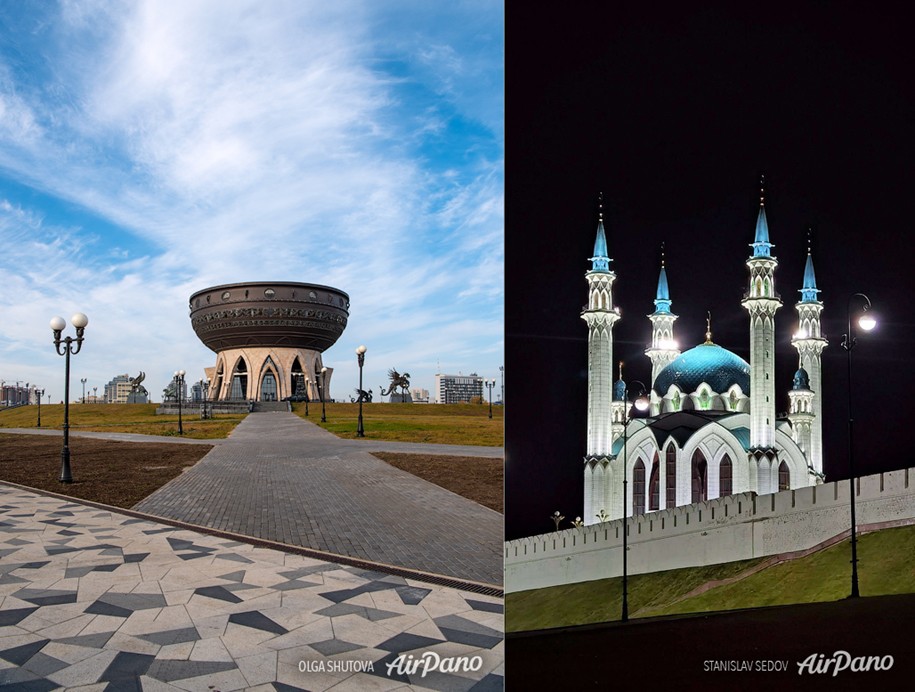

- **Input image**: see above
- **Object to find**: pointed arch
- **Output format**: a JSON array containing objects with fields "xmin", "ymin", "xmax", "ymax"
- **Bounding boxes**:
[
  {"xmin": 649, "ymin": 453, "xmax": 660, "ymax": 511},
  {"xmin": 633, "ymin": 459, "xmax": 646, "ymax": 516},
  {"xmin": 778, "ymin": 461, "xmax": 790, "ymax": 491},
  {"xmin": 229, "ymin": 356, "xmax": 249, "ymax": 400},
  {"xmin": 719, "ymin": 455, "xmax": 733, "ymax": 497},
  {"xmin": 665, "ymin": 442, "xmax": 677, "ymax": 508},
  {"xmin": 691, "ymin": 450, "xmax": 708, "ymax": 503}
]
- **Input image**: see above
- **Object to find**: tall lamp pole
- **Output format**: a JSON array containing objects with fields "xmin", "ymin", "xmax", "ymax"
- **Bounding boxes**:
[
  {"xmin": 842, "ymin": 293, "xmax": 876, "ymax": 599},
  {"xmin": 499, "ymin": 365, "xmax": 504, "ymax": 405},
  {"xmin": 356, "ymin": 345, "xmax": 367, "ymax": 437},
  {"xmin": 80, "ymin": 378, "xmax": 87, "ymax": 403},
  {"xmin": 320, "ymin": 367, "xmax": 327, "ymax": 423},
  {"xmin": 486, "ymin": 379, "xmax": 495, "ymax": 418},
  {"xmin": 621, "ymin": 380, "xmax": 649, "ymax": 622},
  {"xmin": 304, "ymin": 377, "xmax": 310, "ymax": 416},
  {"xmin": 36, "ymin": 388, "xmax": 44, "ymax": 427},
  {"xmin": 50, "ymin": 313, "xmax": 88, "ymax": 483},
  {"xmin": 174, "ymin": 370, "xmax": 186, "ymax": 435}
]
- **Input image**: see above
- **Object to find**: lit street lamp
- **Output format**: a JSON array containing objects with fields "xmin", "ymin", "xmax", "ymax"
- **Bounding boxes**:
[
  {"xmin": 80, "ymin": 378, "xmax": 87, "ymax": 404},
  {"xmin": 485, "ymin": 378, "xmax": 495, "ymax": 418},
  {"xmin": 842, "ymin": 293, "xmax": 876, "ymax": 599},
  {"xmin": 621, "ymin": 380, "xmax": 649, "ymax": 622},
  {"xmin": 50, "ymin": 313, "xmax": 88, "ymax": 483},
  {"xmin": 319, "ymin": 367, "xmax": 327, "ymax": 422},
  {"xmin": 174, "ymin": 370, "xmax": 186, "ymax": 435},
  {"xmin": 356, "ymin": 345, "xmax": 367, "ymax": 437}
]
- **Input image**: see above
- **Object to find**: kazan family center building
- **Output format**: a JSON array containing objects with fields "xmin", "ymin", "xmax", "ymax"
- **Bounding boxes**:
[{"xmin": 581, "ymin": 185, "xmax": 830, "ymax": 525}]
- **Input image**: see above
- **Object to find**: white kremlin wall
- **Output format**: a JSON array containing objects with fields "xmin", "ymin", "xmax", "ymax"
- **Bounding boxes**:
[{"xmin": 505, "ymin": 467, "xmax": 915, "ymax": 593}]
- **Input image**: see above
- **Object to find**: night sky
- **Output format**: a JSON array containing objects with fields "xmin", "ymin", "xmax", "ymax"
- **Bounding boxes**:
[{"xmin": 505, "ymin": 4, "xmax": 915, "ymax": 540}]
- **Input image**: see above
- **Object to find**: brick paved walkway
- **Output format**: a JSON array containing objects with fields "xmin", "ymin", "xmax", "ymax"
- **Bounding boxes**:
[{"xmin": 132, "ymin": 414, "xmax": 503, "ymax": 586}]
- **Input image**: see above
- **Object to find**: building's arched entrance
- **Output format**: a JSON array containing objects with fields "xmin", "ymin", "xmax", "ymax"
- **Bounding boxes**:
[{"xmin": 261, "ymin": 372, "xmax": 278, "ymax": 401}]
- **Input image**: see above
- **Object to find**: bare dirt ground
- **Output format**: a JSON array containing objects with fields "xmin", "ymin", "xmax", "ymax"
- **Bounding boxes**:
[
  {"xmin": 0, "ymin": 434, "xmax": 212, "ymax": 508},
  {"xmin": 372, "ymin": 451, "xmax": 503, "ymax": 513},
  {"xmin": 0, "ymin": 434, "xmax": 504, "ymax": 514}
]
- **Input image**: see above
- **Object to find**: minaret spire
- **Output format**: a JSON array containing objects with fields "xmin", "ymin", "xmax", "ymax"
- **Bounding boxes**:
[
  {"xmin": 752, "ymin": 174, "xmax": 773, "ymax": 258},
  {"xmin": 582, "ymin": 193, "xmax": 622, "ymax": 524},
  {"xmin": 645, "ymin": 241, "xmax": 680, "ymax": 393},
  {"xmin": 792, "ymin": 226, "xmax": 827, "ymax": 479},
  {"xmin": 741, "ymin": 175, "xmax": 782, "ymax": 480},
  {"xmin": 590, "ymin": 192, "xmax": 611, "ymax": 272}
]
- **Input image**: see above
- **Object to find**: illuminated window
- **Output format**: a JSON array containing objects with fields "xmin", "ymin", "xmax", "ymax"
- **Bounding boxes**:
[
  {"xmin": 633, "ymin": 460, "xmax": 646, "ymax": 516},
  {"xmin": 666, "ymin": 444, "xmax": 677, "ymax": 508},
  {"xmin": 720, "ymin": 455, "xmax": 732, "ymax": 497},
  {"xmin": 779, "ymin": 461, "xmax": 790, "ymax": 491},
  {"xmin": 649, "ymin": 454, "xmax": 660, "ymax": 511},
  {"xmin": 691, "ymin": 450, "xmax": 708, "ymax": 503}
]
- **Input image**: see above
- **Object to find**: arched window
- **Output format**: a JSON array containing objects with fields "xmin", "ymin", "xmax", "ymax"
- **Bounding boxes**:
[
  {"xmin": 649, "ymin": 454, "xmax": 660, "ymax": 511},
  {"xmin": 260, "ymin": 372, "xmax": 277, "ymax": 401},
  {"xmin": 691, "ymin": 450, "xmax": 708, "ymax": 503},
  {"xmin": 633, "ymin": 459, "xmax": 646, "ymax": 516},
  {"xmin": 230, "ymin": 358, "xmax": 248, "ymax": 400},
  {"xmin": 778, "ymin": 461, "xmax": 790, "ymax": 491},
  {"xmin": 719, "ymin": 455, "xmax": 732, "ymax": 497},
  {"xmin": 666, "ymin": 444, "xmax": 677, "ymax": 508}
]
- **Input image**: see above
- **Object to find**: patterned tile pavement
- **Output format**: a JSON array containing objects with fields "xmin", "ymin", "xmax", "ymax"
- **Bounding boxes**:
[{"xmin": 0, "ymin": 485, "xmax": 504, "ymax": 691}]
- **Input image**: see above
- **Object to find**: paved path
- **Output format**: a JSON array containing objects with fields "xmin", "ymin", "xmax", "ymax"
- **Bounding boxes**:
[
  {"xmin": 131, "ymin": 414, "xmax": 503, "ymax": 586},
  {"xmin": 0, "ymin": 484, "xmax": 503, "ymax": 690}
]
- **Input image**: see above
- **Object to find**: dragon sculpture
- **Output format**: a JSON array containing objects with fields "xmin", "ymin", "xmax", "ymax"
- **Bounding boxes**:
[{"xmin": 380, "ymin": 369, "xmax": 411, "ymax": 401}]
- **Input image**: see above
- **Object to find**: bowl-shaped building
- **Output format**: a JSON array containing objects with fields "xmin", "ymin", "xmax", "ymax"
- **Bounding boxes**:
[{"xmin": 189, "ymin": 281, "xmax": 349, "ymax": 401}]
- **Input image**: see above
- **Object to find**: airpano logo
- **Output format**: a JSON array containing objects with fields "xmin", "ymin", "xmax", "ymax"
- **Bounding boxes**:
[
  {"xmin": 797, "ymin": 651, "xmax": 894, "ymax": 676},
  {"xmin": 386, "ymin": 652, "xmax": 484, "ymax": 678}
]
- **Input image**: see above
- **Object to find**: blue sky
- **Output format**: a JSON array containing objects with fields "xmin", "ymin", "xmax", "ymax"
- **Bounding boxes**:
[{"xmin": 0, "ymin": 1, "xmax": 503, "ymax": 403}]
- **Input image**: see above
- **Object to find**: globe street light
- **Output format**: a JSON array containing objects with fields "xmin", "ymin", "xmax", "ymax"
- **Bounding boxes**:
[
  {"xmin": 356, "ymin": 345, "xmax": 367, "ymax": 437},
  {"xmin": 174, "ymin": 370, "xmax": 186, "ymax": 435},
  {"xmin": 80, "ymin": 378, "xmax": 87, "ymax": 404},
  {"xmin": 621, "ymin": 380, "xmax": 650, "ymax": 622},
  {"xmin": 485, "ymin": 378, "xmax": 495, "ymax": 418},
  {"xmin": 842, "ymin": 293, "xmax": 876, "ymax": 599},
  {"xmin": 51, "ymin": 313, "xmax": 88, "ymax": 483},
  {"xmin": 319, "ymin": 367, "xmax": 328, "ymax": 423}
]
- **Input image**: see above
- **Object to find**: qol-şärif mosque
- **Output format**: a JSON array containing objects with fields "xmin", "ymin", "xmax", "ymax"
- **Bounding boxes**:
[{"xmin": 582, "ymin": 182, "xmax": 826, "ymax": 524}]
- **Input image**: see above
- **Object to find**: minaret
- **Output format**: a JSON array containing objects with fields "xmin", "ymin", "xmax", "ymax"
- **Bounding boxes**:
[
  {"xmin": 645, "ymin": 243, "xmax": 680, "ymax": 387},
  {"xmin": 787, "ymin": 367, "xmax": 815, "ymax": 471},
  {"xmin": 740, "ymin": 176, "xmax": 782, "ymax": 453},
  {"xmin": 582, "ymin": 194, "xmax": 620, "ymax": 457},
  {"xmin": 791, "ymin": 231, "xmax": 827, "ymax": 477}
]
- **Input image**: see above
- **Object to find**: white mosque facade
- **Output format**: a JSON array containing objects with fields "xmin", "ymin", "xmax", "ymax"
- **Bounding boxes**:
[{"xmin": 582, "ymin": 188, "xmax": 827, "ymax": 525}]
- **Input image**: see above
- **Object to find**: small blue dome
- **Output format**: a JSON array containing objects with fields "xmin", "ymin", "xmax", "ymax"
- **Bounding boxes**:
[
  {"xmin": 613, "ymin": 379, "xmax": 626, "ymax": 401},
  {"xmin": 792, "ymin": 367, "xmax": 810, "ymax": 390},
  {"xmin": 653, "ymin": 343, "xmax": 751, "ymax": 395}
]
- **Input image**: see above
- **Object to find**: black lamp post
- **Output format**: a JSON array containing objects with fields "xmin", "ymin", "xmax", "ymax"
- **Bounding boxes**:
[
  {"xmin": 36, "ymin": 388, "xmax": 44, "ymax": 427},
  {"xmin": 50, "ymin": 313, "xmax": 88, "ymax": 483},
  {"xmin": 485, "ymin": 378, "xmax": 495, "ymax": 418},
  {"xmin": 304, "ymin": 376, "xmax": 310, "ymax": 416},
  {"xmin": 319, "ymin": 366, "xmax": 327, "ymax": 422},
  {"xmin": 173, "ymin": 370, "xmax": 186, "ymax": 435},
  {"xmin": 621, "ymin": 380, "xmax": 649, "ymax": 622},
  {"xmin": 80, "ymin": 378, "xmax": 87, "ymax": 403},
  {"xmin": 841, "ymin": 293, "xmax": 876, "ymax": 599},
  {"xmin": 499, "ymin": 365, "xmax": 504, "ymax": 405},
  {"xmin": 356, "ymin": 345, "xmax": 366, "ymax": 437}
]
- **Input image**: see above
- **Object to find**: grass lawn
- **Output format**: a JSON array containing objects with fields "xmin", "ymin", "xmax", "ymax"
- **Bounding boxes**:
[
  {"xmin": 292, "ymin": 402, "xmax": 503, "ymax": 446},
  {"xmin": 0, "ymin": 403, "xmax": 244, "ymax": 439},
  {"xmin": 506, "ymin": 524, "xmax": 915, "ymax": 632}
]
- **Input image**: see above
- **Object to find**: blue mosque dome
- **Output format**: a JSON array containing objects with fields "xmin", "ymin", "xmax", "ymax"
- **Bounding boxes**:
[
  {"xmin": 792, "ymin": 367, "xmax": 810, "ymax": 390},
  {"xmin": 653, "ymin": 343, "xmax": 751, "ymax": 395},
  {"xmin": 613, "ymin": 379, "xmax": 626, "ymax": 401}
]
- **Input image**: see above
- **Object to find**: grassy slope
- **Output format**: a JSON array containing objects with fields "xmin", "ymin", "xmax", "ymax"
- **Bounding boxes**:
[
  {"xmin": 507, "ymin": 524, "xmax": 915, "ymax": 632},
  {"xmin": 292, "ymin": 402, "xmax": 503, "ymax": 446},
  {"xmin": 0, "ymin": 403, "xmax": 243, "ymax": 439}
]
